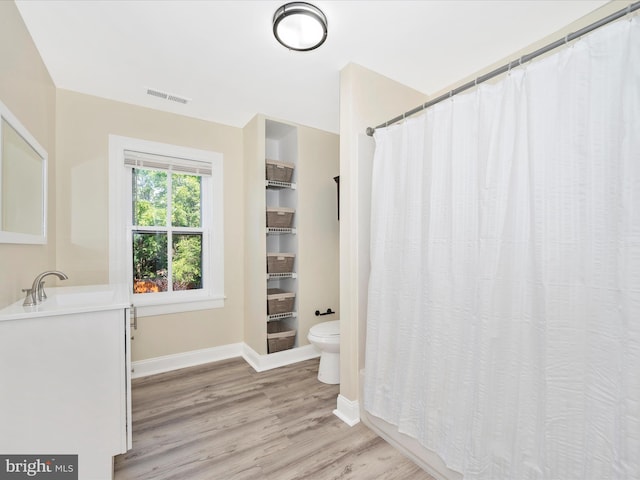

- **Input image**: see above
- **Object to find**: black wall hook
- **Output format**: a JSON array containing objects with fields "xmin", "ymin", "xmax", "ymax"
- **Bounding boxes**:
[{"xmin": 315, "ymin": 308, "xmax": 335, "ymax": 317}]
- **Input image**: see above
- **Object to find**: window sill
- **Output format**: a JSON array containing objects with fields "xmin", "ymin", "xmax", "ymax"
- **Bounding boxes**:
[{"xmin": 133, "ymin": 295, "xmax": 225, "ymax": 318}]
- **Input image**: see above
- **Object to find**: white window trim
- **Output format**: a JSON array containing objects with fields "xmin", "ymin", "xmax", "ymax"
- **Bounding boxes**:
[{"xmin": 109, "ymin": 135, "xmax": 224, "ymax": 317}]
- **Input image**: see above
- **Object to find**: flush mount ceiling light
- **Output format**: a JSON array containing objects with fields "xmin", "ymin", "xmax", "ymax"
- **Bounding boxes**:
[{"xmin": 273, "ymin": 2, "xmax": 328, "ymax": 51}]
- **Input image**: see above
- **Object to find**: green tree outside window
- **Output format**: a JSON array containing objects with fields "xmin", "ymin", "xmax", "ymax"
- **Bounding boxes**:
[{"xmin": 132, "ymin": 168, "xmax": 203, "ymax": 293}]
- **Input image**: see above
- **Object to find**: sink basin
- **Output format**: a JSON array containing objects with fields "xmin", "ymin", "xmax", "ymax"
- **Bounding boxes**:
[
  {"xmin": 0, "ymin": 284, "xmax": 129, "ymax": 321},
  {"xmin": 55, "ymin": 289, "xmax": 117, "ymax": 306}
]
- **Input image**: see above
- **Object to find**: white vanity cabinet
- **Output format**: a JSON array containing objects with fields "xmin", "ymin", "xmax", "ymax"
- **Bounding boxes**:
[{"xmin": 0, "ymin": 285, "xmax": 131, "ymax": 480}]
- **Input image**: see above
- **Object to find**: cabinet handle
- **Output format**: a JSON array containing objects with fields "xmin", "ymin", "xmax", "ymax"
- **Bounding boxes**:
[{"xmin": 130, "ymin": 304, "xmax": 138, "ymax": 330}]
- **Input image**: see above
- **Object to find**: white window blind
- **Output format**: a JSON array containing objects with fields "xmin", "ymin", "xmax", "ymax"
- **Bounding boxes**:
[{"xmin": 123, "ymin": 150, "xmax": 212, "ymax": 176}]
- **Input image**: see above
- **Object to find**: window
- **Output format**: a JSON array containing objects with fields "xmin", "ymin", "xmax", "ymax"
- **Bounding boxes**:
[
  {"xmin": 109, "ymin": 136, "xmax": 224, "ymax": 317},
  {"xmin": 131, "ymin": 167, "xmax": 204, "ymax": 294}
]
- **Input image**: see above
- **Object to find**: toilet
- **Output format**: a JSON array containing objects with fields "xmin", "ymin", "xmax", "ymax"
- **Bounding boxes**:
[{"xmin": 307, "ymin": 320, "xmax": 340, "ymax": 384}]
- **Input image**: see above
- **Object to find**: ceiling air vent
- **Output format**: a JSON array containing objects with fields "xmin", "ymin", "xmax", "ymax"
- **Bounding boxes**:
[
  {"xmin": 146, "ymin": 88, "xmax": 190, "ymax": 105},
  {"xmin": 167, "ymin": 94, "xmax": 188, "ymax": 104}
]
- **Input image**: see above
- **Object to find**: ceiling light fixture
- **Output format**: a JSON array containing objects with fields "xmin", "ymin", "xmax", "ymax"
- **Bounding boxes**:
[{"xmin": 273, "ymin": 2, "xmax": 328, "ymax": 51}]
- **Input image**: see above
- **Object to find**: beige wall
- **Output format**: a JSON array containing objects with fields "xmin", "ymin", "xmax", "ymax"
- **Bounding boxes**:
[
  {"xmin": 4, "ymin": 0, "xmax": 625, "ymax": 376},
  {"xmin": 339, "ymin": 63, "xmax": 427, "ymax": 401},
  {"xmin": 242, "ymin": 115, "xmax": 266, "ymax": 353},
  {"xmin": 297, "ymin": 125, "xmax": 340, "ymax": 343},
  {"xmin": 55, "ymin": 89, "xmax": 245, "ymax": 361},
  {"xmin": 0, "ymin": 1, "xmax": 57, "ymax": 307}
]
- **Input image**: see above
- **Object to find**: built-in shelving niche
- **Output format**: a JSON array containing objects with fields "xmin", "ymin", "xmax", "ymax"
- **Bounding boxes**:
[{"xmin": 265, "ymin": 120, "xmax": 298, "ymax": 352}]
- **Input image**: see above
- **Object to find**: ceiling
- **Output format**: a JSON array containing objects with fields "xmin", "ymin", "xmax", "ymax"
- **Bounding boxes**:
[{"xmin": 15, "ymin": 0, "xmax": 610, "ymax": 134}]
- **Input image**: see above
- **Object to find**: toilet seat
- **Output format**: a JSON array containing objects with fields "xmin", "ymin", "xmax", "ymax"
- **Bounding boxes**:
[{"xmin": 309, "ymin": 320, "xmax": 340, "ymax": 338}]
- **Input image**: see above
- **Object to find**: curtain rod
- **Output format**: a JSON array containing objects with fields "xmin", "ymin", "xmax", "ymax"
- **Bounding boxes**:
[{"xmin": 366, "ymin": 1, "xmax": 640, "ymax": 137}]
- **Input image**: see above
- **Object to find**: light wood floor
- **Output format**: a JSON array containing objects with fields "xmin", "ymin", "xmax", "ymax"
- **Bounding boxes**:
[{"xmin": 114, "ymin": 357, "xmax": 434, "ymax": 480}]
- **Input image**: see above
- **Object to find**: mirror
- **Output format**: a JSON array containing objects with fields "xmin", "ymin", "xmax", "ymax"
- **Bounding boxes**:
[{"xmin": 0, "ymin": 100, "xmax": 47, "ymax": 244}]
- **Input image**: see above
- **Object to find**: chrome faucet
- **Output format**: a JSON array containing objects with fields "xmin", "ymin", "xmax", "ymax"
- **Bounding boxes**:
[{"xmin": 25, "ymin": 270, "xmax": 69, "ymax": 306}]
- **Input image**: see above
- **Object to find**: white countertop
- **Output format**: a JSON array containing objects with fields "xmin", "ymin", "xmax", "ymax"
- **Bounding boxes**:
[{"xmin": 0, "ymin": 284, "xmax": 130, "ymax": 321}]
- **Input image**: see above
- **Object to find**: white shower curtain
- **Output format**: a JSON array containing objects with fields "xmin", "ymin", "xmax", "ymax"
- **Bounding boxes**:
[{"xmin": 364, "ymin": 16, "xmax": 640, "ymax": 480}]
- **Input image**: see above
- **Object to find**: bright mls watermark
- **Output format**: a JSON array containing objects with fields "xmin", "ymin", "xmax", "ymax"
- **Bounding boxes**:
[{"xmin": 0, "ymin": 455, "xmax": 77, "ymax": 479}]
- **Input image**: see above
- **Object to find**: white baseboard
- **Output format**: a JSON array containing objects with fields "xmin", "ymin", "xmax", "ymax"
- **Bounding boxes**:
[
  {"xmin": 333, "ymin": 394, "xmax": 360, "ymax": 426},
  {"xmin": 132, "ymin": 342, "xmax": 320, "ymax": 378},
  {"xmin": 132, "ymin": 343, "xmax": 243, "ymax": 378},
  {"xmin": 242, "ymin": 343, "xmax": 320, "ymax": 372}
]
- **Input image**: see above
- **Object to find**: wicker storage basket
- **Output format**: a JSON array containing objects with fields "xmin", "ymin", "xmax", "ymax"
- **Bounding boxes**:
[
  {"xmin": 267, "ymin": 253, "xmax": 295, "ymax": 273},
  {"xmin": 266, "ymin": 159, "xmax": 294, "ymax": 183},
  {"xmin": 267, "ymin": 320, "xmax": 296, "ymax": 353},
  {"xmin": 267, "ymin": 288, "xmax": 295, "ymax": 315},
  {"xmin": 266, "ymin": 207, "xmax": 295, "ymax": 228}
]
